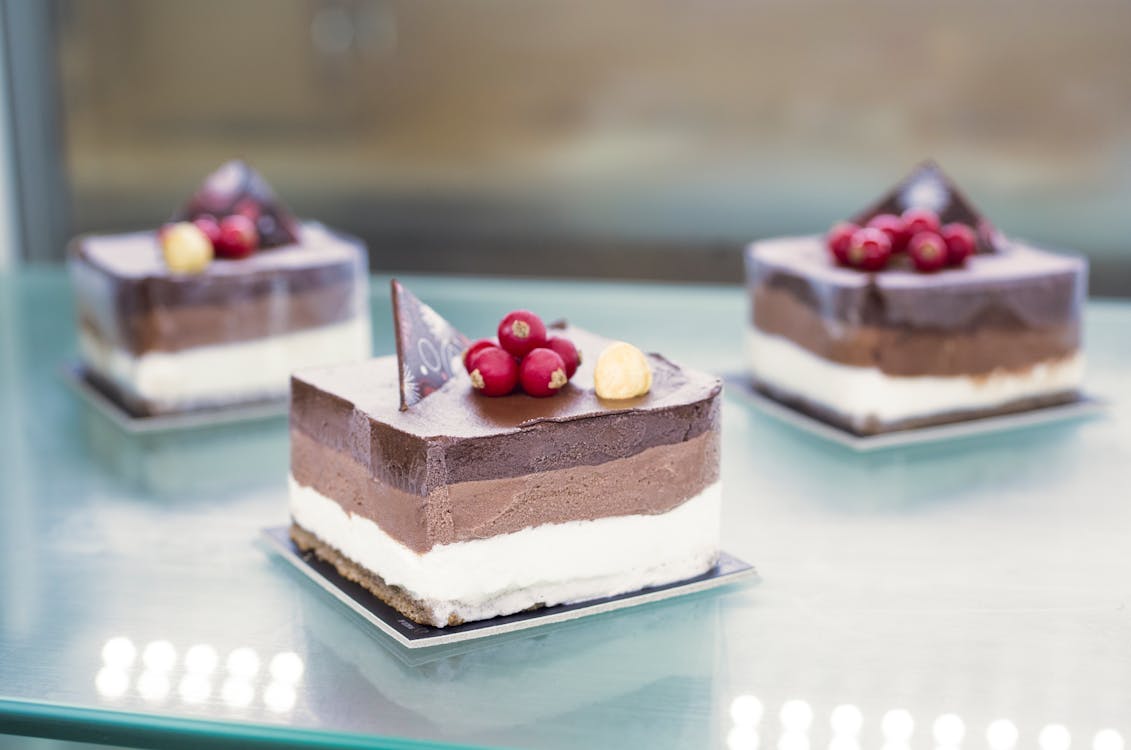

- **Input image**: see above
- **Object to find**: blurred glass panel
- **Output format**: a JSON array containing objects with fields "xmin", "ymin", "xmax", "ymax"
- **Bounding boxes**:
[{"xmin": 54, "ymin": 0, "xmax": 1131, "ymax": 292}]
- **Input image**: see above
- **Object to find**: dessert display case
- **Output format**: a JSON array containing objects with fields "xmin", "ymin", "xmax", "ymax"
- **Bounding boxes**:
[{"xmin": 3, "ymin": 272, "xmax": 1131, "ymax": 748}]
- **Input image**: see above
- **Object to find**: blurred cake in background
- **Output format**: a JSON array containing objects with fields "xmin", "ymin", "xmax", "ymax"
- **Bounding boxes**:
[
  {"xmin": 69, "ymin": 161, "xmax": 371, "ymax": 416},
  {"xmin": 744, "ymin": 162, "xmax": 1087, "ymax": 435}
]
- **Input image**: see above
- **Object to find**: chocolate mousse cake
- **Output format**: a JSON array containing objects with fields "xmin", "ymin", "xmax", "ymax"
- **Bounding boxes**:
[
  {"xmin": 745, "ymin": 162, "xmax": 1086, "ymax": 434},
  {"xmin": 288, "ymin": 283, "xmax": 722, "ymax": 627},
  {"xmin": 70, "ymin": 161, "xmax": 371, "ymax": 416}
]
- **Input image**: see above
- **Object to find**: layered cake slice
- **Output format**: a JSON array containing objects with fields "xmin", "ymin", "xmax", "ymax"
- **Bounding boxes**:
[
  {"xmin": 70, "ymin": 161, "xmax": 371, "ymax": 415},
  {"xmin": 289, "ymin": 283, "xmax": 722, "ymax": 627},
  {"xmin": 745, "ymin": 162, "xmax": 1086, "ymax": 434}
]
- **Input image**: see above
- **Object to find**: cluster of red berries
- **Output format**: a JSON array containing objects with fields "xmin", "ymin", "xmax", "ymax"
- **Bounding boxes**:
[
  {"xmin": 463, "ymin": 310, "xmax": 581, "ymax": 398},
  {"xmin": 163, "ymin": 200, "xmax": 262, "ymax": 260},
  {"xmin": 826, "ymin": 208, "xmax": 977, "ymax": 273}
]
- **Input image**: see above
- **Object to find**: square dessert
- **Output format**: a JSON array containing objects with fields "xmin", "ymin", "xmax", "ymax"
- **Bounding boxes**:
[
  {"xmin": 744, "ymin": 162, "xmax": 1086, "ymax": 434},
  {"xmin": 70, "ymin": 162, "xmax": 371, "ymax": 415},
  {"xmin": 289, "ymin": 286, "xmax": 722, "ymax": 627}
]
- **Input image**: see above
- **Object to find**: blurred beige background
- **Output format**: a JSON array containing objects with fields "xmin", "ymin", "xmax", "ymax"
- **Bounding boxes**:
[{"xmin": 54, "ymin": 0, "xmax": 1131, "ymax": 291}]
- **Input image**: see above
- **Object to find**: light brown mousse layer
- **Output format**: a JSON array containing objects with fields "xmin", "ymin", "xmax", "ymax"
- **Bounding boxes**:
[
  {"xmin": 291, "ymin": 426, "xmax": 719, "ymax": 554},
  {"xmin": 753, "ymin": 284, "xmax": 1080, "ymax": 377}
]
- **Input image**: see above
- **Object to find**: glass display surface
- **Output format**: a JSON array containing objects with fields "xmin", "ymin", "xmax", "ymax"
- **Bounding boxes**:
[{"xmin": 2, "ymin": 268, "xmax": 1130, "ymax": 749}]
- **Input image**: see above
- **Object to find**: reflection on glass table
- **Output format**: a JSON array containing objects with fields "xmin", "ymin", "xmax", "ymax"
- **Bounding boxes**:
[{"xmin": 2, "ymin": 268, "xmax": 1131, "ymax": 749}]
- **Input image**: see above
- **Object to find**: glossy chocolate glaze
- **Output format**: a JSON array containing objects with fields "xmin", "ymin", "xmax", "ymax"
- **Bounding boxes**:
[
  {"xmin": 290, "ymin": 326, "xmax": 722, "ymax": 495},
  {"xmin": 745, "ymin": 236, "xmax": 1086, "ymax": 331},
  {"xmin": 71, "ymin": 222, "xmax": 368, "ymax": 354}
]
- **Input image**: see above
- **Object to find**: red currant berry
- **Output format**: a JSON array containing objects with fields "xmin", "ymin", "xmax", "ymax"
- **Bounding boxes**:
[
  {"xmin": 192, "ymin": 214, "xmax": 222, "ymax": 245},
  {"xmin": 846, "ymin": 227, "xmax": 893, "ymax": 272},
  {"xmin": 908, "ymin": 231, "xmax": 948, "ymax": 273},
  {"xmin": 497, "ymin": 310, "xmax": 548, "ymax": 358},
  {"xmin": 901, "ymin": 207, "xmax": 941, "ymax": 238},
  {"xmin": 519, "ymin": 348, "xmax": 568, "ymax": 397},
  {"xmin": 212, "ymin": 213, "xmax": 258, "ymax": 257},
  {"xmin": 462, "ymin": 339, "xmax": 498, "ymax": 373},
  {"xmin": 546, "ymin": 336, "xmax": 581, "ymax": 379},
  {"xmin": 468, "ymin": 346, "xmax": 519, "ymax": 397},
  {"xmin": 825, "ymin": 221, "xmax": 859, "ymax": 265},
  {"xmin": 865, "ymin": 213, "xmax": 909, "ymax": 253},
  {"xmin": 214, "ymin": 214, "xmax": 260, "ymax": 259},
  {"xmin": 940, "ymin": 223, "xmax": 976, "ymax": 266}
]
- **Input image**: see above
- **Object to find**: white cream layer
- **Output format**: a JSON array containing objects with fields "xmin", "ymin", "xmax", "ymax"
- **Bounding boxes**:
[
  {"xmin": 81, "ymin": 316, "xmax": 371, "ymax": 410},
  {"xmin": 288, "ymin": 476, "xmax": 722, "ymax": 626},
  {"xmin": 747, "ymin": 327, "xmax": 1084, "ymax": 426}
]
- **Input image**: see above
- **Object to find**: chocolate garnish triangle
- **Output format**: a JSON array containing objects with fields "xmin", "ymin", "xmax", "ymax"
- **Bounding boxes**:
[
  {"xmin": 173, "ymin": 160, "xmax": 301, "ymax": 248},
  {"xmin": 852, "ymin": 160, "xmax": 1001, "ymax": 252},
  {"xmin": 391, "ymin": 280, "xmax": 471, "ymax": 410}
]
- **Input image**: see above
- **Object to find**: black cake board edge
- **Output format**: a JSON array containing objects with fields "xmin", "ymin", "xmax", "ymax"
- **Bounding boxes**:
[
  {"xmin": 723, "ymin": 374, "xmax": 1107, "ymax": 452},
  {"xmin": 260, "ymin": 526, "xmax": 758, "ymax": 650},
  {"xmin": 61, "ymin": 362, "xmax": 288, "ymax": 434}
]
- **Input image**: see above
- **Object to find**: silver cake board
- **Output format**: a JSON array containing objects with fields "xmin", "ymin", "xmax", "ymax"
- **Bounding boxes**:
[
  {"xmin": 61, "ymin": 363, "xmax": 289, "ymax": 434},
  {"xmin": 724, "ymin": 374, "xmax": 1107, "ymax": 452},
  {"xmin": 260, "ymin": 526, "xmax": 758, "ymax": 649}
]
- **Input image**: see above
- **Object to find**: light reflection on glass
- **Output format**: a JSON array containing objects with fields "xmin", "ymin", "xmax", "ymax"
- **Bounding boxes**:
[
  {"xmin": 142, "ymin": 640, "xmax": 177, "ymax": 672},
  {"xmin": 136, "ymin": 669, "xmax": 170, "ymax": 703},
  {"xmin": 95, "ymin": 666, "xmax": 129, "ymax": 698},
  {"xmin": 178, "ymin": 673, "xmax": 211, "ymax": 704},
  {"xmin": 1095, "ymin": 730, "xmax": 1125, "ymax": 750},
  {"xmin": 263, "ymin": 681, "xmax": 297, "ymax": 713},
  {"xmin": 778, "ymin": 730, "xmax": 810, "ymax": 750},
  {"xmin": 830, "ymin": 704, "xmax": 863, "ymax": 736},
  {"xmin": 781, "ymin": 700, "xmax": 814, "ymax": 732},
  {"xmin": 221, "ymin": 676, "xmax": 255, "ymax": 708},
  {"xmin": 987, "ymin": 719, "xmax": 1020, "ymax": 750},
  {"xmin": 1040, "ymin": 724, "xmax": 1072, "ymax": 750},
  {"xmin": 95, "ymin": 635, "xmax": 315, "ymax": 714},
  {"xmin": 727, "ymin": 725, "xmax": 760, "ymax": 750},
  {"xmin": 731, "ymin": 695, "xmax": 764, "ymax": 727},
  {"xmin": 226, "ymin": 647, "xmax": 260, "ymax": 679},
  {"xmin": 269, "ymin": 651, "xmax": 304, "ymax": 684},
  {"xmin": 828, "ymin": 738, "xmax": 860, "ymax": 750},
  {"xmin": 100, "ymin": 637, "xmax": 136, "ymax": 669},
  {"xmin": 184, "ymin": 644, "xmax": 218, "ymax": 676},
  {"xmin": 933, "ymin": 713, "xmax": 965, "ymax": 746},
  {"xmin": 881, "ymin": 709, "xmax": 914, "ymax": 743}
]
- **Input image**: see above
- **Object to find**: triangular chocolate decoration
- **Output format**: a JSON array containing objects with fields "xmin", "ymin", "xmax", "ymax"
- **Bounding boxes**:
[
  {"xmin": 173, "ymin": 160, "xmax": 301, "ymax": 248},
  {"xmin": 852, "ymin": 161, "xmax": 1001, "ymax": 252},
  {"xmin": 391, "ymin": 280, "xmax": 471, "ymax": 410}
]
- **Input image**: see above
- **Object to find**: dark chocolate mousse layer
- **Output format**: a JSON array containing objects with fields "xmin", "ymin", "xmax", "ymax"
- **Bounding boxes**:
[
  {"xmin": 745, "ymin": 236, "xmax": 1085, "ymax": 377},
  {"xmin": 291, "ymin": 327, "xmax": 721, "ymax": 493},
  {"xmin": 290, "ymin": 326, "xmax": 722, "ymax": 551},
  {"xmin": 71, "ymin": 223, "xmax": 367, "ymax": 354},
  {"xmin": 746, "ymin": 236, "xmax": 1085, "ymax": 330}
]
